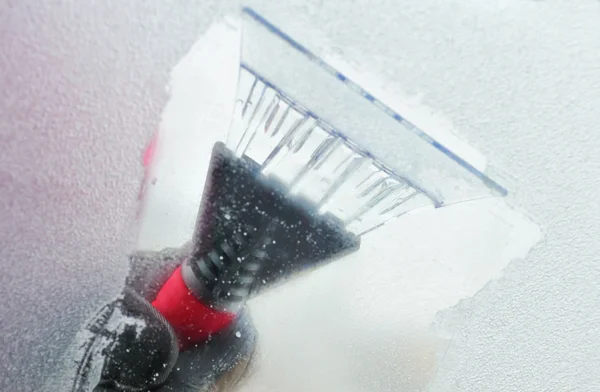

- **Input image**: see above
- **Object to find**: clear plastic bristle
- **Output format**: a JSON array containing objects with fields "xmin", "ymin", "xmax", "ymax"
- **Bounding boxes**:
[{"xmin": 227, "ymin": 67, "xmax": 433, "ymax": 235}]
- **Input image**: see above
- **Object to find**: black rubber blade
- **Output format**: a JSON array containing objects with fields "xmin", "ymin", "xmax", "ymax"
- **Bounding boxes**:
[{"xmin": 182, "ymin": 142, "xmax": 361, "ymax": 312}]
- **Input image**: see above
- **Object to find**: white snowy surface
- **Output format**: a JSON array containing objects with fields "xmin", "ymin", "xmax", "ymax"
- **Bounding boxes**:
[{"xmin": 1, "ymin": 1, "xmax": 599, "ymax": 392}]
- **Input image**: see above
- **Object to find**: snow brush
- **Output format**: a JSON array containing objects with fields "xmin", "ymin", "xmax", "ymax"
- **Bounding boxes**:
[{"xmin": 150, "ymin": 7, "xmax": 508, "ymax": 351}]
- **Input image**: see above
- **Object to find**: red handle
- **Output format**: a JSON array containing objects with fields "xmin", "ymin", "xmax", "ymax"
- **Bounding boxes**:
[{"xmin": 152, "ymin": 266, "xmax": 236, "ymax": 351}]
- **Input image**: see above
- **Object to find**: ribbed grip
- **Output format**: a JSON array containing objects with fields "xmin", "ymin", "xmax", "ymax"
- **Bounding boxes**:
[{"xmin": 182, "ymin": 224, "xmax": 273, "ymax": 313}]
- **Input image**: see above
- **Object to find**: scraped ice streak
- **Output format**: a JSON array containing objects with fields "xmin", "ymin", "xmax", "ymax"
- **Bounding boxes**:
[
  {"xmin": 136, "ymin": 18, "xmax": 241, "ymax": 251},
  {"xmin": 136, "ymin": 13, "xmax": 542, "ymax": 392},
  {"xmin": 227, "ymin": 68, "xmax": 432, "ymax": 235}
]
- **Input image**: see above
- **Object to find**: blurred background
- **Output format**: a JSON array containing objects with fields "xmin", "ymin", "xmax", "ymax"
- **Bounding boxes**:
[{"xmin": 1, "ymin": 1, "xmax": 599, "ymax": 391}]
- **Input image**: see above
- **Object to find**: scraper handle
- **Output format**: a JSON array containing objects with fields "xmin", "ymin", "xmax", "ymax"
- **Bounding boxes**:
[{"xmin": 152, "ymin": 266, "xmax": 237, "ymax": 351}]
